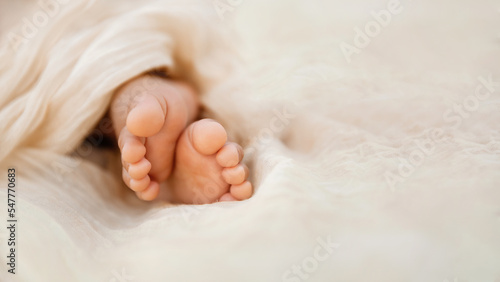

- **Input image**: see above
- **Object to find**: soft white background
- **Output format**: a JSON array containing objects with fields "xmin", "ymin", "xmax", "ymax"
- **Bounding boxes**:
[{"xmin": 0, "ymin": 0, "xmax": 499, "ymax": 281}]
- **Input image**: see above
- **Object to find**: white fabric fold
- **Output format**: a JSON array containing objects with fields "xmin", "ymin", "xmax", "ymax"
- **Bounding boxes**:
[{"xmin": 0, "ymin": 0, "xmax": 499, "ymax": 281}]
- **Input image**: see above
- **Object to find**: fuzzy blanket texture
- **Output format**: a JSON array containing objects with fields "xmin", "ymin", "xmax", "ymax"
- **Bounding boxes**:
[{"xmin": 0, "ymin": 0, "xmax": 499, "ymax": 281}]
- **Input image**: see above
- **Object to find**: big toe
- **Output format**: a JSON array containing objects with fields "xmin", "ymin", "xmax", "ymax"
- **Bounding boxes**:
[
  {"xmin": 190, "ymin": 119, "xmax": 227, "ymax": 155},
  {"xmin": 126, "ymin": 94, "xmax": 166, "ymax": 137}
]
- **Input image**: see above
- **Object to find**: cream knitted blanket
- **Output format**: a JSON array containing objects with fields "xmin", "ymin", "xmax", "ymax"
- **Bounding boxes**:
[{"xmin": 0, "ymin": 0, "xmax": 499, "ymax": 281}]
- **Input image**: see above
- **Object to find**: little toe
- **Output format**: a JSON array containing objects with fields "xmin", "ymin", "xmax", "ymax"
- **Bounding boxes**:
[
  {"xmin": 216, "ymin": 143, "xmax": 243, "ymax": 167},
  {"xmin": 136, "ymin": 181, "xmax": 160, "ymax": 201},
  {"xmin": 119, "ymin": 128, "xmax": 146, "ymax": 163},
  {"xmin": 222, "ymin": 164, "xmax": 249, "ymax": 185},
  {"xmin": 130, "ymin": 175, "xmax": 151, "ymax": 192},
  {"xmin": 230, "ymin": 181, "xmax": 253, "ymax": 200},
  {"xmin": 126, "ymin": 94, "xmax": 166, "ymax": 137},
  {"xmin": 190, "ymin": 119, "xmax": 227, "ymax": 155},
  {"xmin": 128, "ymin": 158, "xmax": 152, "ymax": 179},
  {"xmin": 219, "ymin": 193, "xmax": 237, "ymax": 202}
]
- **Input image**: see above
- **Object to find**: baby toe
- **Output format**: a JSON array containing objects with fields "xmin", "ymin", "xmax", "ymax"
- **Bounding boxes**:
[
  {"xmin": 216, "ymin": 142, "xmax": 243, "ymax": 167},
  {"xmin": 128, "ymin": 158, "xmax": 152, "ymax": 179},
  {"xmin": 190, "ymin": 119, "xmax": 227, "ymax": 155},
  {"xmin": 230, "ymin": 181, "xmax": 253, "ymax": 200},
  {"xmin": 219, "ymin": 193, "xmax": 237, "ymax": 202},
  {"xmin": 222, "ymin": 164, "xmax": 249, "ymax": 185},
  {"xmin": 136, "ymin": 181, "xmax": 160, "ymax": 201},
  {"xmin": 119, "ymin": 128, "xmax": 146, "ymax": 163},
  {"xmin": 129, "ymin": 175, "xmax": 151, "ymax": 192},
  {"xmin": 126, "ymin": 94, "xmax": 166, "ymax": 137}
]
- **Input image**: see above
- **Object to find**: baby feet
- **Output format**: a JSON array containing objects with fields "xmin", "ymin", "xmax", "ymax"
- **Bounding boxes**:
[
  {"xmin": 164, "ymin": 119, "xmax": 253, "ymax": 204},
  {"xmin": 110, "ymin": 74, "xmax": 252, "ymax": 203},
  {"xmin": 110, "ymin": 75, "xmax": 199, "ymax": 200}
]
